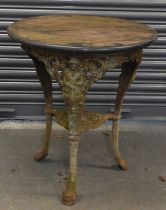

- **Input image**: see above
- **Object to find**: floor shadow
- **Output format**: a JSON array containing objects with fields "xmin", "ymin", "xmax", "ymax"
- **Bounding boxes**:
[
  {"xmin": 37, "ymin": 158, "xmax": 68, "ymax": 167},
  {"xmin": 110, "ymin": 164, "xmax": 123, "ymax": 171},
  {"xmin": 79, "ymin": 163, "xmax": 122, "ymax": 171}
]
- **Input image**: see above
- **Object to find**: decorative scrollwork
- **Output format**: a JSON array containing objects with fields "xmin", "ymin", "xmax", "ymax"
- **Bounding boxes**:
[
  {"xmin": 45, "ymin": 56, "xmax": 111, "ymax": 106},
  {"xmin": 22, "ymin": 45, "xmax": 142, "ymax": 107}
]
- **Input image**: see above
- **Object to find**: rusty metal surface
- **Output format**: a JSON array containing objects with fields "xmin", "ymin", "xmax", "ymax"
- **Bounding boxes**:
[
  {"xmin": 46, "ymin": 108, "xmax": 120, "ymax": 132},
  {"xmin": 7, "ymin": 15, "xmax": 157, "ymax": 53},
  {"xmin": 23, "ymin": 45, "xmax": 142, "ymax": 108}
]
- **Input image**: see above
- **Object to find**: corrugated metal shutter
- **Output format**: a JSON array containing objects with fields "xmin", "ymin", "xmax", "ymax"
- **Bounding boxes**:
[{"xmin": 0, "ymin": 0, "xmax": 166, "ymax": 120}]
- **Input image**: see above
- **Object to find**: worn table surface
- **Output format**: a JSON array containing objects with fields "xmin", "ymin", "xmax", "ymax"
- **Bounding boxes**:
[{"xmin": 8, "ymin": 15, "xmax": 157, "ymax": 53}]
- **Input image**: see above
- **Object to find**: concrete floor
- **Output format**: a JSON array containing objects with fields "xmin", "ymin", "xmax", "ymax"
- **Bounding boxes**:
[{"xmin": 0, "ymin": 122, "xmax": 166, "ymax": 210}]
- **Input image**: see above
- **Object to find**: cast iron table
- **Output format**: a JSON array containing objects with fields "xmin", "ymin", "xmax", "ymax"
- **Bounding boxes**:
[{"xmin": 7, "ymin": 15, "xmax": 157, "ymax": 205}]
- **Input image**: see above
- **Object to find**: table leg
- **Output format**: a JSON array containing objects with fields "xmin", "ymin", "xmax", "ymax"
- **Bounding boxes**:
[
  {"xmin": 112, "ymin": 58, "xmax": 142, "ymax": 170},
  {"xmin": 62, "ymin": 107, "xmax": 80, "ymax": 205},
  {"xmin": 32, "ymin": 58, "xmax": 53, "ymax": 162}
]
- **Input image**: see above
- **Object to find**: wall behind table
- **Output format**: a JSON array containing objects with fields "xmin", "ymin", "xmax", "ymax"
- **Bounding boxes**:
[{"xmin": 0, "ymin": 0, "xmax": 166, "ymax": 120}]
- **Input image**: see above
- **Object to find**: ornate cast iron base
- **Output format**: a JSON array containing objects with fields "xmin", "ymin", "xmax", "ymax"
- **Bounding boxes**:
[
  {"xmin": 46, "ymin": 108, "xmax": 120, "ymax": 132},
  {"xmin": 23, "ymin": 45, "xmax": 142, "ymax": 205}
]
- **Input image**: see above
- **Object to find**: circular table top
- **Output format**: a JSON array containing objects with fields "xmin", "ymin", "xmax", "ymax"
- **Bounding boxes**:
[{"xmin": 7, "ymin": 15, "xmax": 157, "ymax": 53}]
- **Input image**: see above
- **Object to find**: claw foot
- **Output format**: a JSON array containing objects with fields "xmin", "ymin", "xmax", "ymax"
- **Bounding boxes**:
[
  {"xmin": 62, "ymin": 191, "xmax": 76, "ymax": 206},
  {"xmin": 34, "ymin": 151, "xmax": 48, "ymax": 162},
  {"xmin": 119, "ymin": 159, "xmax": 128, "ymax": 171}
]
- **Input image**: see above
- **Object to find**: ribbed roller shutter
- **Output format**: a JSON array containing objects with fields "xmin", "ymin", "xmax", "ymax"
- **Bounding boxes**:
[{"xmin": 0, "ymin": 0, "xmax": 166, "ymax": 120}]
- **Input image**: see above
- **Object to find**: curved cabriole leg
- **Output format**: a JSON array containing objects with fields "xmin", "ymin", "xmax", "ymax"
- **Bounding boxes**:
[
  {"xmin": 112, "ymin": 119, "xmax": 128, "ymax": 170},
  {"xmin": 62, "ymin": 107, "xmax": 80, "ymax": 205},
  {"xmin": 32, "ymin": 58, "xmax": 53, "ymax": 162},
  {"xmin": 112, "ymin": 52, "xmax": 142, "ymax": 170}
]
